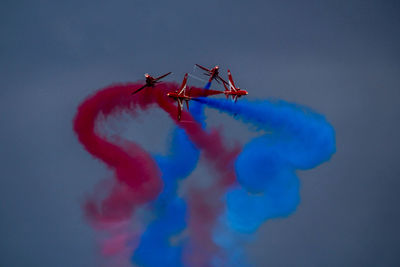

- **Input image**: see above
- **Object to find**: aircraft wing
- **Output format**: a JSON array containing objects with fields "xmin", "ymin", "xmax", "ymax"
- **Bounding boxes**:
[
  {"xmin": 222, "ymin": 78, "xmax": 229, "ymax": 91},
  {"xmin": 227, "ymin": 70, "xmax": 238, "ymax": 92},
  {"xmin": 177, "ymin": 98, "xmax": 183, "ymax": 121},
  {"xmin": 155, "ymin": 72, "xmax": 172, "ymax": 81},
  {"xmin": 229, "ymin": 95, "xmax": 239, "ymax": 103},
  {"xmin": 195, "ymin": 64, "xmax": 210, "ymax": 72},
  {"xmin": 177, "ymin": 73, "xmax": 188, "ymax": 95},
  {"xmin": 217, "ymin": 76, "xmax": 228, "ymax": 85},
  {"xmin": 131, "ymin": 84, "xmax": 147, "ymax": 95},
  {"xmin": 228, "ymin": 70, "xmax": 236, "ymax": 88}
]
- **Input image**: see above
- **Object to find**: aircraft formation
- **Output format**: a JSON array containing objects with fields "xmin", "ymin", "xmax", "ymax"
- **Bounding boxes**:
[{"xmin": 132, "ymin": 64, "xmax": 249, "ymax": 121}]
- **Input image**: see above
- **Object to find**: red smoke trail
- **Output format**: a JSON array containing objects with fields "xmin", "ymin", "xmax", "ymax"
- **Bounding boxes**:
[
  {"xmin": 73, "ymin": 82, "xmax": 236, "ymax": 265},
  {"xmin": 74, "ymin": 84, "xmax": 162, "ymax": 224}
]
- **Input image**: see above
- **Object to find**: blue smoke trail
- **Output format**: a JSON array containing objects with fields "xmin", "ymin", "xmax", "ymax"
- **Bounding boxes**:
[
  {"xmin": 133, "ymin": 83, "xmax": 336, "ymax": 266},
  {"xmin": 132, "ymin": 130, "xmax": 199, "ymax": 267},
  {"xmin": 194, "ymin": 97, "xmax": 335, "ymax": 265},
  {"xmin": 131, "ymin": 129, "xmax": 195, "ymax": 266},
  {"xmin": 193, "ymin": 98, "xmax": 335, "ymax": 172},
  {"xmin": 132, "ymin": 82, "xmax": 212, "ymax": 266}
]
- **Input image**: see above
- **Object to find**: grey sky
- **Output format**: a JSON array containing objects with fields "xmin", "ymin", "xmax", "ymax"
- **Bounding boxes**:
[{"xmin": 1, "ymin": 0, "xmax": 399, "ymax": 266}]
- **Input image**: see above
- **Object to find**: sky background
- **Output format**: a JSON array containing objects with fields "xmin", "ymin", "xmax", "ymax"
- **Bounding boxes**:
[{"xmin": 1, "ymin": 0, "xmax": 399, "ymax": 266}]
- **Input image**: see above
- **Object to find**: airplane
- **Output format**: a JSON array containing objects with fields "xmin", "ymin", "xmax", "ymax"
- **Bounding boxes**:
[
  {"xmin": 131, "ymin": 72, "xmax": 172, "ymax": 95},
  {"xmin": 167, "ymin": 73, "xmax": 191, "ymax": 121},
  {"xmin": 222, "ymin": 69, "xmax": 248, "ymax": 102},
  {"xmin": 195, "ymin": 64, "xmax": 227, "ymax": 84}
]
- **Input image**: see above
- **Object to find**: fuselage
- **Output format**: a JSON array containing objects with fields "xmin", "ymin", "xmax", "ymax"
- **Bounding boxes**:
[
  {"xmin": 167, "ymin": 92, "xmax": 191, "ymax": 121},
  {"xmin": 224, "ymin": 90, "xmax": 248, "ymax": 96},
  {"xmin": 209, "ymin": 67, "xmax": 219, "ymax": 80},
  {"xmin": 145, "ymin": 76, "xmax": 156, "ymax": 87},
  {"xmin": 167, "ymin": 92, "xmax": 191, "ymax": 100}
]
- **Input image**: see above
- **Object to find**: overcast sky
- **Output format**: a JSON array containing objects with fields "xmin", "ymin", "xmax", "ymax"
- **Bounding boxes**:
[{"xmin": 1, "ymin": 0, "xmax": 399, "ymax": 266}]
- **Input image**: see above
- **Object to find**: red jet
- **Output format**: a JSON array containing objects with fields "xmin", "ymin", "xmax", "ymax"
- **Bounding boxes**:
[
  {"xmin": 195, "ymin": 64, "xmax": 227, "ymax": 84},
  {"xmin": 222, "ymin": 69, "xmax": 248, "ymax": 102},
  {"xmin": 167, "ymin": 73, "xmax": 191, "ymax": 121},
  {"xmin": 131, "ymin": 72, "xmax": 172, "ymax": 95}
]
